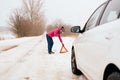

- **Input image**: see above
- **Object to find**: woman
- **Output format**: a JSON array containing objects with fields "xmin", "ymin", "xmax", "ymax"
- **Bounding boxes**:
[{"xmin": 46, "ymin": 26, "xmax": 65, "ymax": 54}]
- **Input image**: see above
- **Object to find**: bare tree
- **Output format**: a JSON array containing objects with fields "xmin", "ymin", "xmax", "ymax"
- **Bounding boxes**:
[
  {"xmin": 9, "ymin": 9, "xmax": 24, "ymax": 37},
  {"xmin": 21, "ymin": 0, "xmax": 46, "ymax": 36},
  {"xmin": 9, "ymin": 0, "xmax": 46, "ymax": 37}
]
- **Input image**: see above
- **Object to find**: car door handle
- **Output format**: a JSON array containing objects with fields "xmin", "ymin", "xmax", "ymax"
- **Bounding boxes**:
[{"xmin": 105, "ymin": 34, "xmax": 113, "ymax": 40}]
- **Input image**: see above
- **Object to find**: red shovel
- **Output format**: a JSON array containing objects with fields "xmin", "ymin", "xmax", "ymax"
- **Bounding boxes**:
[{"xmin": 60, "ymin": 45, "xmax": 68, "ymax": 53}]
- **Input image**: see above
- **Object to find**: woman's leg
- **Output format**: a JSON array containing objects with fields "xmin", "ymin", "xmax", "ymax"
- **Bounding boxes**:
[
  {"xmin": 50, "ymin": 38, "xmax": 53, "ymax": 52},
  {"xmin": 46, "ymin": 34, "xmax": 53, "ymax": 53}
]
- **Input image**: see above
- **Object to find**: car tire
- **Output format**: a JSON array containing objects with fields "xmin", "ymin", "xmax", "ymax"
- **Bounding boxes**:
[
  {"xmin": 71, "ymin": 47, "xmax": 82, "ymax": 75},
  {"xmin": 107, "ymin": 72, "xmax": 120, "ymax": 80}
]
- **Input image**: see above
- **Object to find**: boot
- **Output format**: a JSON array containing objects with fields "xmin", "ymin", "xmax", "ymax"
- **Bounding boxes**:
[{"xmin": 49, "ymin": 51, "xmax": 54, "ymax": 54}]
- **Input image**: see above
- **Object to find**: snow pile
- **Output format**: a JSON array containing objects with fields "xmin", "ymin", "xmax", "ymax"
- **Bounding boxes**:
[{"xmin": 0, "ymin": 36, "xmax": 42, "ymax": 52}]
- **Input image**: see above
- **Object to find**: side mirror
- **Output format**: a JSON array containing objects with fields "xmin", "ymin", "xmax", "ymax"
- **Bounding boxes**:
[{"xmin": 71, "ymin": 26, "xmax": 81, "ymax": 33}]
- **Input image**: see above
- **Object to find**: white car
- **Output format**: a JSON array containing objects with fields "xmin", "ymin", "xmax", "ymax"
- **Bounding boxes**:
[{"xmin": 71, "ymin": 0, "xmax": 120, "ymax": 80}]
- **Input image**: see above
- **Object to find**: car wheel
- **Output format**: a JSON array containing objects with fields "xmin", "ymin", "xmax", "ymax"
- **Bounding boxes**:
[
  {"xmin": 107, "ymin": 72, "xmax": 120, "ymax": 80},
  {"xmin": 71, "ymin": 47, "xmax": 82, "ymax": 75}
]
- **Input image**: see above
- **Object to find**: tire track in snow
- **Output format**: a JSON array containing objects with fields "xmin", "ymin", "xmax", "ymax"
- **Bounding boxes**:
[{"xmin": 0, "ymin": 36, "xmax": 43, "ymax": 80}]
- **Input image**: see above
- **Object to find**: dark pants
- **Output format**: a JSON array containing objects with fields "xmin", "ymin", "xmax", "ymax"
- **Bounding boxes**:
[{"xmin": 46, "ymin": 34, "xmax": 54, "ymax": 53}]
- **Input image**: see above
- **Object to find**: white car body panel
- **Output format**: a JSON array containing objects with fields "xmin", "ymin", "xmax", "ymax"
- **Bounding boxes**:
[{"xmin": 73, "ymin": 19, "xmax": 120, "ymax": 80}]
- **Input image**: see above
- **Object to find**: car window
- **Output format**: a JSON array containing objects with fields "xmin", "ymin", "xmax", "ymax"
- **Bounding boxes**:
[
  {"xmin": 84, "ymin": 3, "xmax": 106, "ymax": 31},
  {"xmin": 100, "ymin": 0, "xmax": 120, "ymax": 24}
]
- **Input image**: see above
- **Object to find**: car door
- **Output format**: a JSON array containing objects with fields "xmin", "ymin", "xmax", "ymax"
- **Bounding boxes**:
[{"xmin": 75, "ymin": 0, "xmax": 120, "ymax": 79}]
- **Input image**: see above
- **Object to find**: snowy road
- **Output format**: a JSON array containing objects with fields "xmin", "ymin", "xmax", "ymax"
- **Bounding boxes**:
[{"xmin": 0, "ymin": 35, "xmax": 87, "ymax": 80}]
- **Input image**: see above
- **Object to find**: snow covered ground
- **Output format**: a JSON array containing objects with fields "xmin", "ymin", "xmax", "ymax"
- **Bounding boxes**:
[{"xmin": 0, "ymin": 35, "xmax": 86, "ymax": 80}]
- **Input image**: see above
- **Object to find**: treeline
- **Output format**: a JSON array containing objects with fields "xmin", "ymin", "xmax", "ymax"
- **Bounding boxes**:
[
  {"xmin": 46, "ymin": 20, "xmax": 79, "ymax": 37},
  {"xmin": 8, "ymin": 0, "xmax": 78, "ymax": 38}
]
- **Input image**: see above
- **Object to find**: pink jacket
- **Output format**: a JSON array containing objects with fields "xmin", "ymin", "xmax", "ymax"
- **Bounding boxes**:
[{"xmin": 47, "ymin": 27, "xmax": 63, "ymax": 43}]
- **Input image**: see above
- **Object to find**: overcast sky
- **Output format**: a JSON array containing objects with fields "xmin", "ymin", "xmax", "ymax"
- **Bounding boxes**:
[
  {"xmin": 0, "ymin": 0, "xmax": 105, "ymax": 27},
  {"xmin": 0, "ymin": 0, "xmax": 22, "ymax": 27}
]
